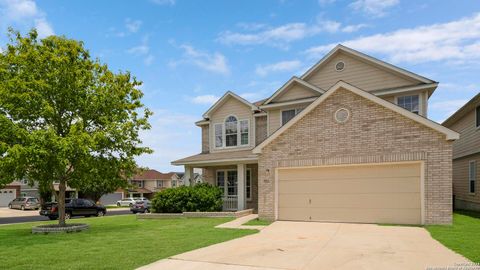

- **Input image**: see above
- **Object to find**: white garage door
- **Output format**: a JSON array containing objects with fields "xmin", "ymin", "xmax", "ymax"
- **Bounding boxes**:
[
  {"xmin": 278, "ymin": 162, "xmax": 422, "ymax": 225},
  {"xmin": 0, "ymin": 189, "xmax": 17, "ymax": 207}
]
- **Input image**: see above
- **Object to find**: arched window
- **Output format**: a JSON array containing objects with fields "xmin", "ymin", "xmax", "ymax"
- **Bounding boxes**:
[{"xmin": 225, "ymin": 116, "xmax": 238, "ymax": 147}]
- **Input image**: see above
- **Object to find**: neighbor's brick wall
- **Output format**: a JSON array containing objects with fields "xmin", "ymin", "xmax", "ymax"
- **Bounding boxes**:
[
  {"xmin": 258, "ymin": 88, "xmax": 453, "ymax": 225},
  {"xmin": 255, "ymin": 116, "xmax": 268, "ymax": 146},
  {"xmin": 201, "ymin": 125, "xmax": 209, "ymax": 153}
]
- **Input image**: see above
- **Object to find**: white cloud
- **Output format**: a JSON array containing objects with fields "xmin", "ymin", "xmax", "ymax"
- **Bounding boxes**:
[
  {"xmin": 127, "ymin": 44, "xmax": 149, "ymax": 55},
  {"xmin": 126, "ymin": 35, "xmax": 154, "ymax": 65},
  {"xmin": 144, "ymin": 54, "xmax": 155, "ymax": 66},
  {"xmin": 125, "ymin": 18, "xmax": 142, "ymax": 33},
  {"xmin": 341, "ymin": 23, "xmax": 368, "ymax": 33},
  {"xmin": 171, "ymin": 44, "xmax": 230, "ymax": 75},
  {"xmin": 429, "ymin": 99, "xmax": 469, "ymax": 122},
  {"xmin": 150, "ymin": 0, "xmax": 175, "ymax": 5},
  {"xmin": 136, "ymin": 109, "xmax": 199, "ymax": 171},
  {"xmin": 318, "ymin": 0, "xmax": 336, "ymax": 5},
  {"xmin": 0, "ymin": 0, "xmax": 54, "ymax": 38},
  {"xmin": 305, "ymin": 13, "xmax": 480, "ymax": 65},
  {"xmin": 255, "ymin": 60, "xmax": 302, "ymax": 76},
  {"xmin": 34, "ymin": 18, "xmax": 54, "ymax": 37},
  {"xmin": 350, "ymin": 0, "xmax": 399, "ymax": 17},
  {"xmin": 218, "ymin": 20, "xmax": 367, "ymax": 47},
  {"xmin": 190, "ymin": 94, "xmax": 220, "ymax": 105}
]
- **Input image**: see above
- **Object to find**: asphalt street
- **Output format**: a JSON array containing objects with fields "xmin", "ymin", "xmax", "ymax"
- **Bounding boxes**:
[{"xmin": 0, "ymin": 209, "xmax": 132, "ymax": 225}]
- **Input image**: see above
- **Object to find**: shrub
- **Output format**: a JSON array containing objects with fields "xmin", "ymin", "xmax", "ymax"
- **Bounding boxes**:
[{"xmin": 151, "ymin": 183, "xmax": 223, "ymax": 213}]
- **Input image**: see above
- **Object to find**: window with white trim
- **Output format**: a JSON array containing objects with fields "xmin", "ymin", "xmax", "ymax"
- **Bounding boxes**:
[
  {"xmin": 156, "ymin": 180, "xmax": 163, "ymax": 188},
  {"xmin": 240, "ymin": 120, "xmax": 249, "ymax": 145},
  {"xmin": 281, "ymin": 108, "xmax": 303, "ymax": 126},
  {"xmin": 246, "ymin": 169, "xmax": 252, "ymax": 200},
  {"xmin": 213, "ymin": 116, "xmax": 250, "ymax": 148},
  {"xmin": 225, "ymin": 116, "xmax": 238, "ymax": 147},
  {"xmin": 470, "ymin": 161, "xmax": 476, "ymax": 194},
  {"xmin": 214, "ymin": 123, "xmax": 223, "ymax": 147},
  {"xmin": 217, "ymin": 171, "xmax": 225, "ymax": 195},
  {"xmin": 216, "ymin": 170, "xmax": 238, "ymax": 196},
  {"xmin": 397, "ymin": 95, "xmax": 419, "ymax": 114}
]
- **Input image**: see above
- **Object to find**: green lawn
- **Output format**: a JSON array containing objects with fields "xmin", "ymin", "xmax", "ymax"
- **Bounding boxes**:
[
  {"xmin": 243, "ymin": 218, "xmax": 272, "ymax": 226},
  {"xmin": 426, "ymin": 211, "xmax": 480, "ymax": 263},
  {"xmin": 0, "ymin": 216, "xmax": 258, "ymax": 270}
]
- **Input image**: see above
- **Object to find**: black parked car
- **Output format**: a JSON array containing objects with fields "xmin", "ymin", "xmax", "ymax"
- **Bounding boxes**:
[
  {"xmin": 130, "ymin": 200, "xmax": 151, "ymax": 214},
  {"xmin": 40, "ymin": 198, "xmax": 107, "ymax": 220}
]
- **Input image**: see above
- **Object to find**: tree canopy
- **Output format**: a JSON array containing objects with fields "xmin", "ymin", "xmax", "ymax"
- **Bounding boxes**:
[{"xmin": 0, "ymin": 29, "xmax": 152, "ymax": 225}]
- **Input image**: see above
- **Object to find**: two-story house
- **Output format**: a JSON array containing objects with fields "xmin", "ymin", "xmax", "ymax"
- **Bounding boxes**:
[
  {"xmin": 172, "ymin": 45, "xmax": 459, "ymax": 225},
  {"xmin": 443, "ymin": 93, "xmax": 480, "ymax": 211},
  {"xmin": 99, "ymin": 170, "xmax": 184, "ymax": 205}
]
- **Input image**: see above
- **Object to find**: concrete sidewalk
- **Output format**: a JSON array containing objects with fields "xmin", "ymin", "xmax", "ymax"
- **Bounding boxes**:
[
  {"xmin": 138, "ymin": 221, "xmax": 469, "ymax": 270},
  {"xmin": 215, "ymin": 214, "xmax": 267, "ymax": 230}
]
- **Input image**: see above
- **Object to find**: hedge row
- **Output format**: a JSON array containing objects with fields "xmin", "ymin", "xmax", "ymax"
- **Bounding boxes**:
[{"xmin": 151, "ymin": 183, "xmax": 223, "ymax": 213}]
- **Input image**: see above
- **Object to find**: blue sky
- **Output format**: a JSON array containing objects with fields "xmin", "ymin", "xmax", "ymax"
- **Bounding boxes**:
[{"xmin": 1, "ymin": 0, "xmax": 479, "ymax": 172}]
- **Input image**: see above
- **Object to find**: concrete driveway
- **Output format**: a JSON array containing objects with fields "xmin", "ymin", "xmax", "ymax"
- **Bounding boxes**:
[{"xmin": 139, "ymin": 221, "xmax": 469, "ymax": 270}]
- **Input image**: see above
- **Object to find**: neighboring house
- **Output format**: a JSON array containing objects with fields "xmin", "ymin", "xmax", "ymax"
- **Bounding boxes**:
[
  {"xmin": 0, "ymin": 182, "xmax": 21, "ymax": 207},
  {"xmin": 172, "ymin": 44, "xmax": 459, "ymax": 225},
  {"xmin": 99, "ymin": 170, "xmax": 184, "ymax": 205},
  {"xmin": 18, "ymin": 179, "xmax": 40, "ymax": 198},
  {"xmin": 180, "ymin": 172, "xmax": 203, "ymax": 186},
  {"xmin": 443, "ymin": 93, "xmax": 480, "ymax": 211}
]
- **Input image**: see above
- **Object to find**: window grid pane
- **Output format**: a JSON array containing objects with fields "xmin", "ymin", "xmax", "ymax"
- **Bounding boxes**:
[
  {"xmin": 398, "ymin": 95, "xmax": 419, "ymax": 114},
  {"xmin": 470, "ymin": 161, "xmax": 476, "ymax": 193},
  {"xmin": 217, "ymin": 171, "xmax": 225, "ymax": 195},
  {"xmin": 227, "ymin": 171, "xmax": 237, "ymax": 196},
  {"xmin": 225, "ymin": 116, "xmax": 238, "ymax": 147},
  {"xmin": 215, "ymin": 124, "xmax": 223, "ymax": 147},
  {"xmin": 282, "ymin": 110, "xmax": 296, "ymax": 125},
  {"xmin": 240, "ymin": 120, "xmax": 249, "ymax": 145},
  {"xmin": 246, "ymin": 170, "xmax": 251, "ymax": 199}
]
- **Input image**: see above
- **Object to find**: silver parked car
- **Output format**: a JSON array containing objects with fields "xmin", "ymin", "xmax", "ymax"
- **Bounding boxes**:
[
  {"xmin": 8, "ymin": 197, "xmax": 40, "ymax": 210},
  {"xmin": 116, "ymin": 197, "xmax": 148, "ymax": 207}
]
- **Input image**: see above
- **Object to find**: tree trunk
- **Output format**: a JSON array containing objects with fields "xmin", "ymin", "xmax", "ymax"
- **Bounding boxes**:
[{"xmin": 58, "ymin": 179, "xmax": 66, "ymax": 227}]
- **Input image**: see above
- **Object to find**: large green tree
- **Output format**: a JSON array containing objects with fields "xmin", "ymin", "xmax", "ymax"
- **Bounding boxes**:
[{"xmin": 0, "ymin": 29, "xmax": 152, "ymax": 226}]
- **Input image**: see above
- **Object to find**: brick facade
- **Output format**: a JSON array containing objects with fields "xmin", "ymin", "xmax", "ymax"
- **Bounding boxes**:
[{"xmin": 258, "ymin": 88, "xmax": 453, "ymax": 224}]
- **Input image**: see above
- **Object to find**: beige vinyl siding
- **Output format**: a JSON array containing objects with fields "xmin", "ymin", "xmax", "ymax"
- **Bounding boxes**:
[
  {"xmin": 305, "ymin": 51, "xmax": 418, "ymax": 91},
  {"xmin": 201, "ymin": 125, "xmax": 209, "ymax": 153},
  {"xmin": 453, "ymin": 154, "xmax": 480, "ymax": 205},
  {"xmin": 277, "ymin": 162, "xmax": 422, "ymax": 224},
  {"xmin": 255, "ymin": 116, "xmax": 268, "ymax": 145},
  {"xmin": 274, "ymin": 83, "xmax": 320, "ymax": 103},
  {"xmin": 267, "ymin": 104, "xmax": 311, "ymax": 135},
  {"xmin": 450, "ymin": 106, "xmax": 480, "ymax": 159},
  {"xmin": 209, "ymin": 96, "xmax": 254, "ymax": 153}
]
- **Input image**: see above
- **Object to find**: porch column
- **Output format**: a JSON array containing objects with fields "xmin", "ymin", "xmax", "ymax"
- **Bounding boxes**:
[
  {"xmin": 184, "ymin": 165, "xmax": 194, "ymax": 186},
  {"xmin": 237, "ymin": 164, "xmax": 245, "ymax": 210}
]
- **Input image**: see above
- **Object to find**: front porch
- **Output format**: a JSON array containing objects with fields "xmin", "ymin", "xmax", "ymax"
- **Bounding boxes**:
[
  {"xmin": 172, "ymin": 150, "xmax": 259, "ymax": 212},
  {"xmin": 186, "ymin": 163, "xmax": 258, "ymax": 212}
]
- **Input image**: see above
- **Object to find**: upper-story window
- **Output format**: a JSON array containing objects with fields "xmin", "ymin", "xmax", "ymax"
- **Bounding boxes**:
[
  {"xmin": 131, "ymin": 180, "xmax": 143, "ymax": 188},
  {"xmin": 214, "ymin": 116, "xmax": 249, "ymax": 148},
  {"xmin": 281, "ymin": 108, "xmax": 303, "ymax": 126},
  {"xmin": 397, "ymin": 95, "xmax": 419, "ymax": 114},
  {"xmin": 225, "ymin": 116, "xmax": 238, "ymax": 147},
  {"xmin": 476, "ymin": 106, "xmax": 480, "ymax": 128}
]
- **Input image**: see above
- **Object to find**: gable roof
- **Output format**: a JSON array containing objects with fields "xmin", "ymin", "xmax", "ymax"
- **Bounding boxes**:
[
  {"xmin": 262, "ymin": 77, "xmax": 325, "ymax": 105},
  {"xmin": 132, "ymin": 170, "xmax": 179, "ymax": 180},
  {"xmin": 253, "ymin": 81, "xmax": 459, "ymax": 153},
  {"xmin": 443, "ymin": 92, "xmax": 480, "ymax": 127},
  {"xmin": 202, "ymin": 91, "xmax": 258, "ymax": 118},
  {"xmin": 301, "ymin": 44, "xmax": 435, "ymax": 85}
]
